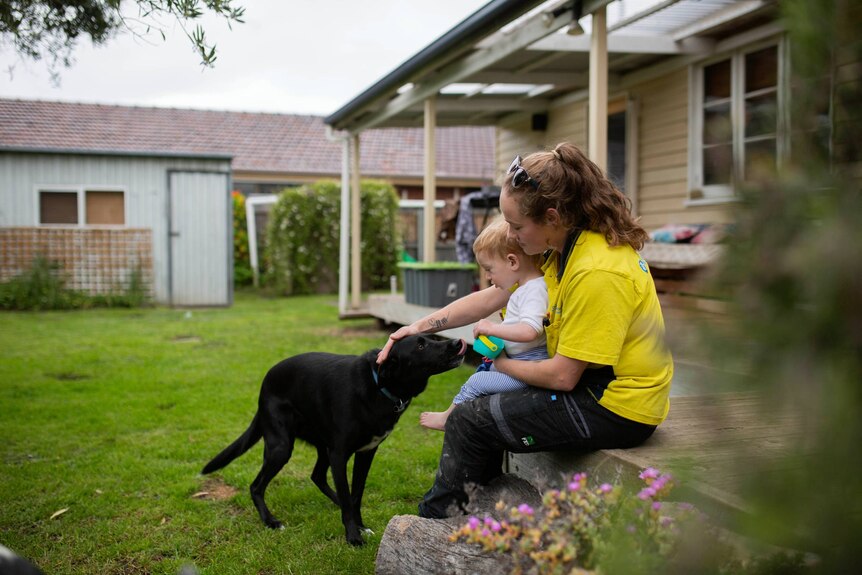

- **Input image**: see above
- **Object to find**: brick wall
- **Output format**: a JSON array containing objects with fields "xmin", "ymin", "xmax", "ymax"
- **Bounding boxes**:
[{"xmin": 0, "ymin": 227, "xmax": 153, "ymax": 296}]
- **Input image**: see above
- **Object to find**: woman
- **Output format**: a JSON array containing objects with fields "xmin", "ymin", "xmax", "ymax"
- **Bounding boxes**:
[{"xmin": 378, "ymin": 142, "xmax": 674, "ymax": 519}]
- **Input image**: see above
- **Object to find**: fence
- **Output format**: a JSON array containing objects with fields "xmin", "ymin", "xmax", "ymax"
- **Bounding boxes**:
[{"xmin": 0, "ymin": 227, "xmax": 153, "ymax": 296}]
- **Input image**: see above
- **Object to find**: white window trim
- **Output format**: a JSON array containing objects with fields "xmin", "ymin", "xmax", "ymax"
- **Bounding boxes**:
[
  {"xmin": 687, "ymin": 35, "xmax": 787, "ymax": 205},
  {"xmin": 35, "ymin": 185, "xmax": 128, "ymax": 227}
]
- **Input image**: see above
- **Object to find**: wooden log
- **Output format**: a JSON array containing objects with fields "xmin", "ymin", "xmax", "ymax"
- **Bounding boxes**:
[
  {"xmin": 375, "ymin": 515, "xmax": 513, "ymax": 575},
  {"xmin": 375, "ymin": 474, "xmax": 541, "ymax": 575}
]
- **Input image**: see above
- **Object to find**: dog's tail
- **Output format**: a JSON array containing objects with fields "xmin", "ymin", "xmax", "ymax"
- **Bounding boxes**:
[{"xmin": 201, "ymin": 412, "xmax": 262, "ymax": 475}]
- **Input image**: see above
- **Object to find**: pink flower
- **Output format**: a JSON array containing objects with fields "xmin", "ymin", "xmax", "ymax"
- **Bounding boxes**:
[
  {"xmin": 637, "ymin": 487, "xmax": 656, "ymax": 500},
  {"xmin": 652, "ymin": 501, "xmax": 662, "ymax": 512},
  {"xmin": 491, "ymin": 520, "xmax": 502, "ymax": 532},
  {"xmin": 517, "ymin": 503, "xmax": 534, "ymax": 516},
  {"xmin": 468, "ymin": 516, "xmax": 480, "ymax": 530},
  {"xmin": 639, "ymin": 467, "xmax": 660, "ymax": 480},
  {"xmin": 652, "ymin": 474, "xmax": 672, "ymax": 491},
  {"xmin": 599, "ymin": 483, "xmax": 612, "ymax": 494},
  {"xmin": 568, "ymin": 481, "xmax": 581, "ymax": 492}
]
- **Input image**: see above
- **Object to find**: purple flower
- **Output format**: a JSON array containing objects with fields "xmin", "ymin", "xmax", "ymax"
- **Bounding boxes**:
[
  {"xmin": 660, "ymin": 516, "xmax": 673, "ymax": 528},
  {"xmin": 484, "ymin": 517, "xmax": 494, "ymax": 527},
  {"xmin": 491, "ymin": 520, "xmax": 502, "ymax": 532},
  {"xmin": 639, "ymin": 467, "xmax": 660, "ymax": 480},
  {"xmin": 568, "ymin": 481, "xmax": 581, "ymax": 492},
  {"xmin": 637, "ymin": 487, "xmax": 656, "ymax": 500},
  {"xmin": 517, "ymin": 503, "xmax": 534, "ymax": 516},
  {"xmin": 468, "ymin": 516, "xmax": 480, "ymax": 530},
  {"xmin": 652, "ymin": 474, "xmax": 672, "ymax": 491},
  {"xmin": 599, "ymin": 483, "xmax": 612, "ymax": 494},
  {"xmin": 652, "ymin": 501, "xmax": 662, "ymax": 512},
  {"xmin": 481, "ymin": 528, "xmax": 490, "ymax": 538}
]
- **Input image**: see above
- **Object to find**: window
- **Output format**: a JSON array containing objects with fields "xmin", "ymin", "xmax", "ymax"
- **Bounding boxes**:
[
  {"xmin": 85, "ymin": 191, "xmax": 125, "ymax": 224},
  {"xmin": 690, "ymin": 42, "xmax": 783, "ymax": 201},
  {"xmin": 38, "ymin": 188, "xmax": 125, "ymax": 225},
  {"xmin": 39, "ymin": 191, "xmax": 79, "ymax": 224}
]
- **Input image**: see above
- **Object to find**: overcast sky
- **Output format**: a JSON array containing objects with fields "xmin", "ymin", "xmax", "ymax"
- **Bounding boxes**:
[{"xmin": 0, "ymin": 0, "xmax": 488, "ymax": 117}]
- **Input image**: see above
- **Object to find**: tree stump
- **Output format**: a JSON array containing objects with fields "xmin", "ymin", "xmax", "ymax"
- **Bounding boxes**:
[{"xmin": 375, "ymin": 474, "xmax": 541, "ymax": 575}]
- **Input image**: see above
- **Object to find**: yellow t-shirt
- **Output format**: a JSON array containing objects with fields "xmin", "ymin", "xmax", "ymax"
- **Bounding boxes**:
[{"xmin": 542, "ymin": 231, "xmax": 673, "ymax": 425}]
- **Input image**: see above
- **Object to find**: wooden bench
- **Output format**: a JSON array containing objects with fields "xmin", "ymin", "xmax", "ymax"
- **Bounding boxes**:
[{"xmin": 506, "ymin": 392, "xmax": 800, "ymax": 524}]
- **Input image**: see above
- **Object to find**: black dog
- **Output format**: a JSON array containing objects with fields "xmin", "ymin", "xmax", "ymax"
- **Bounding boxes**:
[
  {"xmin": 202, "ymin": 335, "xmax": 466, "ymax": 545},
  {"xmin": 0, "ymin": 545, "xmax": 45, "ymax": 575}
]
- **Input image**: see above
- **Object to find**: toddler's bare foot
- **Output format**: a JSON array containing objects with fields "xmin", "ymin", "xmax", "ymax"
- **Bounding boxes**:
[{"xmin": 420, "ymin": 411, "xmax": 448, "ymax": 431}]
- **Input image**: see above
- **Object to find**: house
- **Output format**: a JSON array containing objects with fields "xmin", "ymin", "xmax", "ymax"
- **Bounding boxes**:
[
  {"xmin": 0, "ymin": 99, "xmax": 495, "ymax": 305},
  {"xmin": 323, "ymin": 0, "xmax": 851, "ymax": 314}
]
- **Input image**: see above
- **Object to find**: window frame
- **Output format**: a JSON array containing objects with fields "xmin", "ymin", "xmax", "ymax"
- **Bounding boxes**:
[
  {"xmin": 35, "ymin": 185, "xmax": 128, "ymax": 227},
  {"xmin": 687, "ymin": 36, "xmax": 788, "ymax": 204}
]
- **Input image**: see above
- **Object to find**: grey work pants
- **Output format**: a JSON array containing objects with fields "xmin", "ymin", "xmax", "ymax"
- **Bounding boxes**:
[{"xmin": 418, "ymin": 367, "xmax": 657, "ymax": 518}]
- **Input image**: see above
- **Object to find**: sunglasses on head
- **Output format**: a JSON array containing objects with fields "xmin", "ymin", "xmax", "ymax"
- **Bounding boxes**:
[{"xmin": 507, "ymin": 155, "xmax": 539, "ymax": 190}]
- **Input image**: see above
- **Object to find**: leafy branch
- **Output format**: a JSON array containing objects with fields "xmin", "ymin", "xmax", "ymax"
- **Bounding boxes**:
[{"xmin": 0, "ymin": 0, "xmax": 245, "ymax": 82}]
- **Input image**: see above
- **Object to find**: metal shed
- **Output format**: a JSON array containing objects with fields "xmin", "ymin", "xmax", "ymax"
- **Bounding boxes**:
[{"xmin": 0, "ymin": 150, "xmax": 233, "ymax": 306}]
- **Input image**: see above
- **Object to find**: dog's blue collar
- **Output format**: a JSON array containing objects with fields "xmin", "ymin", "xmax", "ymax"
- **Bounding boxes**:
[{"xmin": 371, "ymin": 365, "xmax": 409, "ymax": 413}]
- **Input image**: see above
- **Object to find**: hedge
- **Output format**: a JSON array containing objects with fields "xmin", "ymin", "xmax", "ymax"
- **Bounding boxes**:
[{"xmin": 265, "ymin": 180, "xmax": 401, "ymax": 295}]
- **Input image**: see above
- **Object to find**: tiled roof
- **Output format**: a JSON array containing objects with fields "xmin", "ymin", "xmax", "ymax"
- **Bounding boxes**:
[{"xmin": 0, "ymin": 99, "xmax": 496, "ymax": 181}]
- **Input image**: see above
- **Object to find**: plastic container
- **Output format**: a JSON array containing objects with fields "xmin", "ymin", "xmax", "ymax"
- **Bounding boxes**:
[
  {"xmin": 399, "ymin": 262, "xmax": 477, "ymax": 307},
  {"xmin": 473, "ymin": 335, "xmax": 505, "ymax": 359}
]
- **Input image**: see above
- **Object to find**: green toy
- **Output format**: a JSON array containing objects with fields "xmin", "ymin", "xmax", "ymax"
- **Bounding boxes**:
[{"xmin": 473, "ymin": 334, "xmax": 505, "ymax": 359}]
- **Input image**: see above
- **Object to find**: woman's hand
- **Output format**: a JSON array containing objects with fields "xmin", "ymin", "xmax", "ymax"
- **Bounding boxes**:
[
  {"xmin": 376, "ymin": 324, "xmax": 418, "ymax": 364},
  {"xmin": 378, "ymin": 286, "xmax": 510, "ymax": 365}
]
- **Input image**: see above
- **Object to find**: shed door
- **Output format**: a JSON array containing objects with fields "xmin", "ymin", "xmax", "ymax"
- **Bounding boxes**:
[{"xmin": 169, "ymin": 171, "xmax": 231, "ymax": 306}]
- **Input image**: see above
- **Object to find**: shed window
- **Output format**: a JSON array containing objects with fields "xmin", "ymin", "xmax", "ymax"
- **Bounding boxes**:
[
  {"xmin": 40, "ymin": 191, "xmax": 79, "ymax": 224},
  {"xmin": 86, "ymin": 191, "xmax": 125, "ymax": 225},
  {"xmin": 38, "ymin": 189, "xmax": 125, "ymax": 226},
  {"xmin": 690, "ymin": 42, "xmax": 784, "ymax": 202}
]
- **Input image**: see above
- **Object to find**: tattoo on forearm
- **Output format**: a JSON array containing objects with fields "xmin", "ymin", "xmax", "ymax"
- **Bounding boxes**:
[{"xmin": 427, "ymin": 314, "xmax": 449, "ymax": 331}]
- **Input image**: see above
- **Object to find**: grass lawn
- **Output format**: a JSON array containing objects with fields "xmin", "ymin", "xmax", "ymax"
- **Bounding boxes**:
[{"xmin": 0, "ymin": 292, "xmax": 475, "ymax": 574}]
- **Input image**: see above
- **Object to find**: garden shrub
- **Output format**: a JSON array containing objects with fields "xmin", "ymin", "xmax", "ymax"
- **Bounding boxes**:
[
  {"xmin": 265, "ymin": 180, "xmax": 400, "ymax": 295},
  {"xmin": 0, "ymin": 256, "xmax": 149, "ymax": 310},
  {"xmin": 700, "ymin": 1, "xmax": 862, "ymax": 571},
  {"xmin": 266, "ymin": 182, "xmax": 340, "ymax": 295},
  {"xmin": 232, "ymin": 191, "xmax": 253, "ymax": 286},
  {"xmin": 452, "ymin": 469, "xmax": 804, "ymax": 575},
  {"xmin": 359, "ymin": 179, "xmax": 401, "ymax": 291},
  {"xmin": 0, "ymin": 256, "xmax": 85, "ymax": 310}
]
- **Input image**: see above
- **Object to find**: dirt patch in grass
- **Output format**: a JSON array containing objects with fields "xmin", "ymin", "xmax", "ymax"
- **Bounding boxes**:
[
  {"xmin": 171, "ymin": 335, "xmax": 201, "ymax": 344},
  {"xmin": 193, "ymin": 478, "xmax": 239, "ymax": 501},
  {"xmin": 47, "ymin": 372, "xmax": 90, "ymax": 381}
]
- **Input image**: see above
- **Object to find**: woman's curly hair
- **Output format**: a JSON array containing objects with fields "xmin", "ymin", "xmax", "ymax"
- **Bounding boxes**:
[{"xmin": 504, "ymin": 142, "xmax": 648, "ymax": 250}]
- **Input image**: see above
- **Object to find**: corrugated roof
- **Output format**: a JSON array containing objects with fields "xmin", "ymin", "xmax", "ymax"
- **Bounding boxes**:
[
  {"xmin": 326, "ymin": 0, "xmax": 779, "ymax": 132},
  {"xmin": 0, "ymin": 99, "xmax": 496, "ymax": 181}
]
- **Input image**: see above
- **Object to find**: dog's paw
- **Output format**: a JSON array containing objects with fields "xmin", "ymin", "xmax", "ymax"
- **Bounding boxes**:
[
  {"xmin": 345, "ymin": 527, "xmax": 365, "ymax": 546},
  {"xmin": 346, "ymin": 535, "xmax": 364, "ymax": 546},
  {"xmin": 265, "ymin": 519, "xmax": 284, "ymax": 530}
]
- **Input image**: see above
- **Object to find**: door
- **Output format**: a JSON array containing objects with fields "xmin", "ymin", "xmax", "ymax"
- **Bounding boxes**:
[{"xmin": 169, "ymin": 171, "xmax": 231, "ymax": 306}]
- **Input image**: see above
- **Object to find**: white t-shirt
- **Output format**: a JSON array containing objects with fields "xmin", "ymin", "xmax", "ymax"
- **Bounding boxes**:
[{"xmin": 501, "ymin": 276, "xmax": 548, "ymax": 356}]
